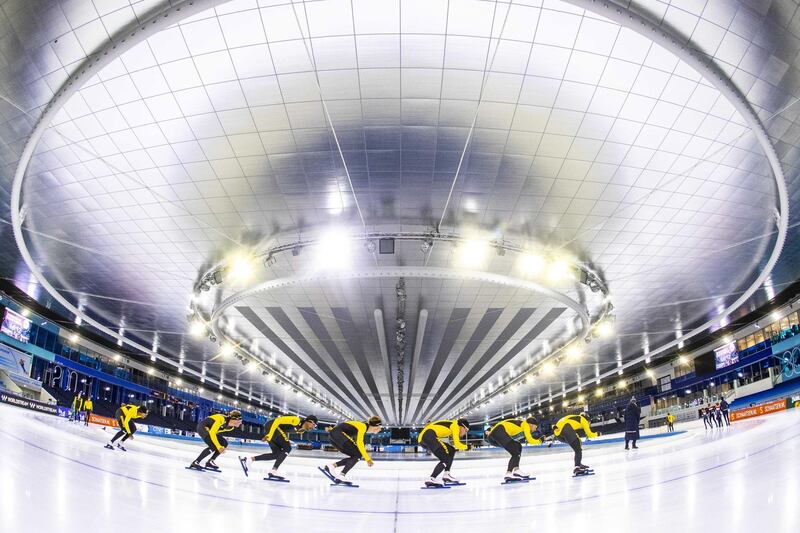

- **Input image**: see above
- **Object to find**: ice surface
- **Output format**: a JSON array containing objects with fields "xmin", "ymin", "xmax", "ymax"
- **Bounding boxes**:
[{"xmin": 1, "ymin": 404, "xmax": 797, "ymax": 532}]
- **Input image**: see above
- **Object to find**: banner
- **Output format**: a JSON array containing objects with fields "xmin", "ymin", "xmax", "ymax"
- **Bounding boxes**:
[
  {"xmin": 730, "ymin": 398, "xmax": 787, "ymax": 421},
  {"xmin": 89, "ymin": 413, "xmax": 118, "ymax": 427},
  {"xmin": 57, "ymin": 406, "xmax": 71, "ymax": 418},
  {"xmin": 0, "ymin": 392, "xmax": 58, "ymax": 415}
]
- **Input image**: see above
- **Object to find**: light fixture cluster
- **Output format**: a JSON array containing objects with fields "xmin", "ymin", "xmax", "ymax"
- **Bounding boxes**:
[{"xmin": 188, "ymin": 230, "xmax": 612, "ymax": 423}]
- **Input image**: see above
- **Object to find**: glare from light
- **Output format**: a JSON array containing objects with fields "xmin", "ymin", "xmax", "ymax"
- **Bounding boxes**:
[
  {"xmin": 456, "ymin": 239, "xmax": 490, "ymax": 269},
  {"xmin": 617, "ymin": 378, "xmax": 626, "ymax": 388},
  {"xmin": 562, "ymin": 400, "xmax": 568, "ymax": 407},
  {"xmin": 113, "ymin": 354, "xmax": 122, "ymax": 362},
  {"xmin": 771, "ymin": 312, "xmax": 781, "ymax": 322},
  {"xmin": 566, "ymin": 344, "xmax": 583, "ymax": 360},
  {"xmin": 547, "ymin": 258, "xmax": 572, "ymax": 281},
  {"xmin": 220, "ymin": 344, "xmax": 235, "ymax": 358},
  {"xmin": 228, "ymin": 254, "xmax": 255, "ymax": 281},
  {"xmin": 189, "ymin": 319, "xmax": 206, "ymax": 337},
  {"xmin": 519, "ymin": 253, "xmax": 546, "ymax": 275},
  {"xmin": 541, "ymin": 361, "xmax": 556, "ymax": 376},
  {"xmin": 722, "ymin": 336, "xmax": 733, "ymax": 345},
  {"xmin": 148, "ymin": 367, "xmax": 155, "ymax": 375},
  {"xmin": 595, "ymin": 388, "xmax": 603, "ymax": 397},
  {"xmin": 595, "ymin": 321, "xmax": 615, "ymax": 338},
  {"xmin": 69, "ymin": 333, "xmax": 79, "ymax": 343},
  {"xmin": 678, "ymin": 355, "xmax": 688, "ymax": 365},
  {"xmin": 246, "ymin": 361, "xmax": 258, "ymax": 372},
  {"xmin": 316, "ymin": 228, "xmax": 353, "ymax": 270},
  {"xmin": 175, "ymin": 378, "xmax": 182, "ymax": 385},
  {"xmin": 645, "ymin": 368, "xmax": 655, "ymax": 379},
  {"xmin": 20, "ymin": 308, "xmax": 30, "ymax": 317},
  {"xmin": 577, "ymin": 394, "xmax": 585, "ymax": 403}
]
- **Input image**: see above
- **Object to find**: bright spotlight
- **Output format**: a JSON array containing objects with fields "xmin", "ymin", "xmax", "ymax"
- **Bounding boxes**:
[
  {"xmin": 547, "ymin": 258, "xmax": 572, "ymax": 281},
  {"xmin": 566, "ymin": 344, "xmax": 583, "ymax": 360},
  {"xmin": 645, "ymin": 368, "xmax": 655, "ymax": 379},
  {"xmin": 220, "ymin": 344, "xmax": 235, "ymax": 358},
  {"xmin": 189, "ymin": 319, "xmax": 206, "ymax": 337},
  {"xmin": 246, "ymin": 361, "xmax": 258, "ymax": 372},
  {"xmin": 69, "ymin": 333, "xmax": 79, "ymax": 343},
  {"xmin": 541, "ymin": 361, "xmax": 556, "ymax": 376},
  {"xmin": 577, "ymin": 394, "xmax": 585, "ymax": 403},
  {"xmin": 519, "ymin": 253, "xmax": 546, "ymax": 275},
  {"xmin": 456, "ymin": 239, "xmax": 489, "ymax": 269},
  {"xmin": 316, "ymin": 228, "xmax": 352, "ymax": 269},
  {"xmin": 617, "ymin": 378, "xmax": 626, "ymax": 388},
  {"xmin": 678, "ymin": 355, "xmax": 688, "ymax": 365},
  {"xmin": 595, "ymin": 321, "xmax": 614, "ymax": 338},
  {"xmin": 594, "ymin": 388, "xmax": 603, "ymax": 397},
  {"xmin": 148, "ymin": 367, "xmax": 155, "ymax": 375},
  {"xmin": 228, "ymin": 254, "xmax": 255, "ymax": 281}
]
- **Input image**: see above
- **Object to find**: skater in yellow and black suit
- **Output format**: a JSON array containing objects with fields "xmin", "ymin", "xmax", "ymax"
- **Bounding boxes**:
[
  {"xmin": 105, "ymin": 404, "xmax": 149, "ymax": 451},
  {"xmin": 552, "ymin": 412, "xmax": 598, "ymax": 475},
  {"xmin": 322, "ymin": 416, "xmax": 382, "ymax": 484},
  {"xmin": 485, "ymin": 417, "xmax": 542, "ymax": 481},
  {"xmin": 188, "ymin": 410, "xmax": 243, "ymax": 471},
  {"xmin": 238, "ymin": 414, "xmax": 318, "ymax": 480},
  {"xmin": 418, "ymin": 419, "xmax": 470, "ymax": 487}
]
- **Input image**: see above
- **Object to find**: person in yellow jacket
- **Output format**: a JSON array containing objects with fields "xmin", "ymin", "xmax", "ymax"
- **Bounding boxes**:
[
  {"xmin": 418, "ymin": 418, "xmax": 470, "ymax": 487},
  {"xmin": 238, "ymin": 414, "xmax": 318, "ymax": 480},
  {"xmin": 104, "ymin": 404, "xmax": 149, "ymax": 451},
  {"xmin": 82, "ymin": 397, "xmax": 93, "ymax": 427},
  {"xmin": 666, "ymin": 413, "xmax": 675, "ymax": 432},
  {"xmin": 485, "ymin": 417, "xmax": 542, "ymax": 482},
  {"xmin": 188, "ymin": 410, "xmax": 243, "ymax": 471},
  {"xmin": 321, "ymin": 416, "xmax": 382, "ymax": 485},
  {"xmin": 552, "ymin": 412, "xmax": 599, "ymax": 475}
]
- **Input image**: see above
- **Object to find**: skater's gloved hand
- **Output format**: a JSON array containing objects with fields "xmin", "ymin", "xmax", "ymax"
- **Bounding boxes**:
[{"xmin": 367, "ymin": 459, "xmax": 375, "ymax": 467}]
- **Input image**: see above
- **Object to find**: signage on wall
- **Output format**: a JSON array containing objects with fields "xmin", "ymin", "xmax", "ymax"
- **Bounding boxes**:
[
  {"xmin": 729, "ymin": 398, "xmax": 787, "ymax": 422},
  {"xmin": 771, "ymin": 346, "xmax": 800, "ymax": 381},
  {"xmin": 0, "ymin": 392, "xmax": 58, "ymax": 415}
]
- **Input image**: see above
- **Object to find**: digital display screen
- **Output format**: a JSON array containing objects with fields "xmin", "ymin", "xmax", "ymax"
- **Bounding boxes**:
[
  {"xmin": 390, "ymin": 427, "xmax": 410, "ymax": 439},
  {"xmin": 1, "ymin": 309, "xmax": 31, "ymax": 343},
  {"xmin": 714, "ymin": 342, "xmax": 739, "ymax": 370}
]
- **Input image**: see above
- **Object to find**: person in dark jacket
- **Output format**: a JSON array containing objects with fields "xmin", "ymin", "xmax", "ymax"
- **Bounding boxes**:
[
  {"xmin": 720, "ymin": 398, "xmax": 730, "ymax": 426},
  {"xmin": 624, "ymin": 397, "xmax": 641, "ymax": 450}
]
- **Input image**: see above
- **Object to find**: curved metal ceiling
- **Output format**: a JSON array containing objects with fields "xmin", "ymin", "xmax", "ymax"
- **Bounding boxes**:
[{"xmin": 1, "ymin": 0, "xmax": 799, "ymax": 423}]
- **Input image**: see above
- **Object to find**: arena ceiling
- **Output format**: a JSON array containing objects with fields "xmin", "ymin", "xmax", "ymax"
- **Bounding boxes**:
[{"xmin": 1, "ymin": 0, "xmax": 800, "ymax": 423}]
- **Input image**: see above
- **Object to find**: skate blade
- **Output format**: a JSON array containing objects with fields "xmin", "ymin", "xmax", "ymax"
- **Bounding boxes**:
[
  {"xmin": 264, "ymin": 476, "xmax": 290, "ymax": 483},
  {"xmin": 421, "ymin": 484, "xmax": 450, "ymax": 490},
  {"xmin": 573, "ymin": 471, "xmax": 595, "ymax": 477},
  {"xmin": 502, "ymin": 477, "xmax": 534, "ymax": 485},
  {"xmin": 317, "ymin": 466, "xmax": 336, "ymax": 482},
  {"xmin": 443, "ymin": 481, "xmax": 466, "ymax": 486},
  {"xmin": 330, "ymin": 482, "xmax": 358, "ymax": 488},
  {"xmin": 186, "ymin": 466, "xmax": 213, "ymax": 472}
]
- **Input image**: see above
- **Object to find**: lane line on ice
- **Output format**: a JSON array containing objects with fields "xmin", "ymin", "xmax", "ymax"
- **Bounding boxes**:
[{"xmin": 1, "ymin": 423, "xmax": 797, "ymax": 516}]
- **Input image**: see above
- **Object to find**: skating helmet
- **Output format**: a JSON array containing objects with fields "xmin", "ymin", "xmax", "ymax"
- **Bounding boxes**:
[
  {"xmin": 228, "ymin": 410, "xmax": 243, "ymax": 420},
  {"xmin": 302, "ymin": 415, "xmax": 318, "ymax": 426},
  {"xmin": 525, "ymin": 417, "xmax": 538, "ymax": 427}
]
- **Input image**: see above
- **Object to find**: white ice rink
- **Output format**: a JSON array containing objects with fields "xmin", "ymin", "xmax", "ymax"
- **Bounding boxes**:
[{"xmin": 1, "ymin": 404, "xmax": 798, "ymax": 533}]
